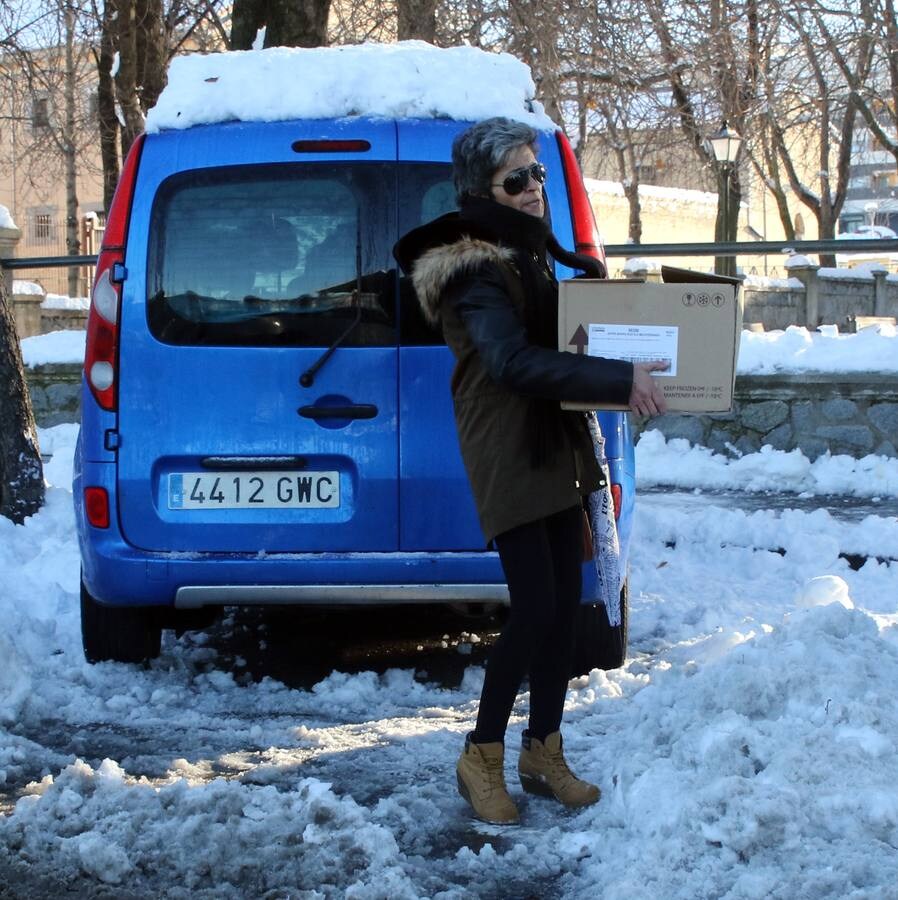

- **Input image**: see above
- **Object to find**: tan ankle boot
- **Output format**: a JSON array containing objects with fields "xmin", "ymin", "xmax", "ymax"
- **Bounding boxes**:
[
  {"xmin": 456, "ymin": 734, "xmax": 520, "ymax": 825},
  {"xmin": 518, "ymin": 731, "xmax": 600, "ymax": 808}
]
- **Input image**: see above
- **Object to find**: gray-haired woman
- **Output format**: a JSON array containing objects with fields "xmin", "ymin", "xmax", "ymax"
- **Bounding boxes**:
[{"xmin": 395, "ymin": 118, "xmax": 666, "ymax": 825}]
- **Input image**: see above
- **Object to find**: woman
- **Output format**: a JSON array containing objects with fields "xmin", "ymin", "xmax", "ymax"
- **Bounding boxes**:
[{"xmin": 394, "ymin": 118, "xmax": 666, "ymax": 825}]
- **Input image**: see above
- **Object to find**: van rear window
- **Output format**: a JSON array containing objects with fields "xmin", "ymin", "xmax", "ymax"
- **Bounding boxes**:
[{"xmin": 147, "ymin": 163, "xmax": 397, "ymax": 347}]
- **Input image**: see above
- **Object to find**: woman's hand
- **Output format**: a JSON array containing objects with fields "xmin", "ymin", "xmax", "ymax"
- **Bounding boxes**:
[{"xmin": 628, "ymin": 361, "xmax": 669, "ymax": 417}]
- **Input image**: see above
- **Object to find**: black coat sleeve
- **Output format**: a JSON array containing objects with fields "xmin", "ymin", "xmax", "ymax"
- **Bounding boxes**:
[{"xmin": 446, "ymin": 264, "xmax": 634, "ymax": 406}]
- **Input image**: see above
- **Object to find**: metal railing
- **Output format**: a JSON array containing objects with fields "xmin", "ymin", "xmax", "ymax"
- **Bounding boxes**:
[
  {"xmin": 3, "ymin": 254, "xmax": 99, "ymax": 269},
  {"xmin": 2, "ymin": 237, "xmax": 897, "ymax": 271},
  {"xmin": 602, "ymin": 237, "xmax": 898, "ymax": 258}
]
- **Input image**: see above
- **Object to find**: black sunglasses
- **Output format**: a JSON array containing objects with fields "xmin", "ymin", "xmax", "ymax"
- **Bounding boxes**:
[{"xmin": 492, "ymin": 162, "xmax": 547, "ymax": 196}]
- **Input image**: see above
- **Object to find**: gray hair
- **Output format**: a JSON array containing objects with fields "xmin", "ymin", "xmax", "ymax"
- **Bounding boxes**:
[{"xmin": 452, "ymin": 117, "xmax": 539, "ymax": 203}]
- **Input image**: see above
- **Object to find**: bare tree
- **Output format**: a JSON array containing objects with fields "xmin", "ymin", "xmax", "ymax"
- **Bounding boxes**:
[
  {"xmin": 642, "ymin": 0, "xmax": 770, "ymax": 274},
  {"xmin": 0, "ymin": 1, "xmax": 101, "ymax": 294},
  {"xmin": 808, "ymin": 0, "xmax": 898, "ymax": 169},
  {"xmin": 752, "ymin": 2, "xmax": 862, "ymax": 263},
  {"xmin": 566, "ymin": 0, "xmax": 685, "ymax": 244}
]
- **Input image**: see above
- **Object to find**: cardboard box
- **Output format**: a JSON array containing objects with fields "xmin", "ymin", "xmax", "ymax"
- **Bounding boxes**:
[{"xmin": 558, "ymin": 269, "xmax": 743, "ymax": 413}]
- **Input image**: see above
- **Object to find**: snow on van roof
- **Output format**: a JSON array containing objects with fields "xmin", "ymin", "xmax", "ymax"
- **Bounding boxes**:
[{"xmin": 145, "ymin": 41, "xmax": 556, "ymax": 133}]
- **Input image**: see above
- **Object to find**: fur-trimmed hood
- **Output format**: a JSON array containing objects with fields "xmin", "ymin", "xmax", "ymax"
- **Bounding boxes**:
[
  {"xmin": 393, "ymin": 200, "xmax": 605, "ymax": 329},
  {"xmin": 411, "ymin": 238, "xmax": 514, "ymax": 326}
]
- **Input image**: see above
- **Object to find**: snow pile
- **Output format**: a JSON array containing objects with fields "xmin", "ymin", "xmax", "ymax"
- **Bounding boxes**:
[
  {"xmin": 12, "ymin": 280, "xmax": 43, "ymax": 296},
  {"xmin": 622, "ymin": 257, "xmax": 662, "ymax": 275},
  {"xmin": 742, "ymin": 273, "xmax": 804, "ymax": 290},
  {"xmin": 737, "ymin": 323, "xmax": 898, "ymax": 374},
  {"xmin": 146, "ymin": 42, "xmax": 555, "ymax": 133},
  {"xmin": 0, "ymin": 426, "xmax": 80, "ymax": 727},
  {"xmin": 563, "ymin": 601, "xmax": 898, "ymax": 899},
  {"xmin": 3, "ymin": 763, "xmax": 414, "ymax": 896},
  {"xmin": 796, "ymin": 574, "xmax": 853, "ymax": 608},
  {"xmin": 20, "ymin": 330, "xmax": 86, "ymax": 366},
  {"xmin": 0, "ymin": 204, "xmax": 16, "ymax": 229},
  {"xmin": 636, "ymin": 429, "xmax": 898, "ymax": 497},
  {"xmin": 41, "ymin": 294, "xmax": 89, "ymax": 310},
  {"xmin": 633, "ymin": 494, "xmax": 898, "ymax": 565}
]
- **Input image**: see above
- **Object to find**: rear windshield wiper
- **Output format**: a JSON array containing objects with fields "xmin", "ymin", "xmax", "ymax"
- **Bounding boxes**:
[{"xmin": 299, "ymin": 219, "xmax": 364, "ymax": 388}]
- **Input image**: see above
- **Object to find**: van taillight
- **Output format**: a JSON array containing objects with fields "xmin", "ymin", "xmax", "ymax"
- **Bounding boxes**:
[
  {"xmin": 84, "ymin": 487, "xmax": 110, "ymax": 528},
  {"xmin": 556, "ymin": 131, "xmax": 606, "ymax": 269},
  {"xmin": 84, "ymin": 134, "xmax": 145, "ymax": 412},
  {"xmin": 611, "ymin": 483, "xmax": 622, "ymax": 521}
]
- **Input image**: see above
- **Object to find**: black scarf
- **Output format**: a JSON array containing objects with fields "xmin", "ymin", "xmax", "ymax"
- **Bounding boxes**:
[{"xmin": 457, "ymin": 196, "xmax": 604, "ymax": 467}]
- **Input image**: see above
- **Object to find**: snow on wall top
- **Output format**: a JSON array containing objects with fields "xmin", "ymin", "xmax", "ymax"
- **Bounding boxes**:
[
  {"xmin": 586, "ymin": 178, "xmax": 719, "ymax": 208},
  {"xmin": 145, "ymin": 41, "xmax": 556, "ymax": 133},
  {"xmin": 0, "ymin": 204, "xmax": 17, "ymax": 229}
]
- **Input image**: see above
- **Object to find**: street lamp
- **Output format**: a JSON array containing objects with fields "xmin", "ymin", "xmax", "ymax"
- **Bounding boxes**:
[{"xmin": 709, "ymin": 121, "xmax": 742, "ymax": 277}]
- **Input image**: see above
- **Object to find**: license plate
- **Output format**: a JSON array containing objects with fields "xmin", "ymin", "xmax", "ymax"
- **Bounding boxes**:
[{"xmin": 168, "ymin": 471, "xmax": 339, "ymax": 510}]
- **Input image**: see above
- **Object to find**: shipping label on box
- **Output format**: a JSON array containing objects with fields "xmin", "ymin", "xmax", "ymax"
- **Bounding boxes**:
[{"xmin": 559, "ymin": 279, "xmax": 743, "ymax": 413}]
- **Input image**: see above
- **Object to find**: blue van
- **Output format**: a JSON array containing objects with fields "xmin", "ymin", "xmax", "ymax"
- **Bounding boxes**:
[{"xmin": 73, "ymin": 115, "xmax": 636, "ymax": 672}]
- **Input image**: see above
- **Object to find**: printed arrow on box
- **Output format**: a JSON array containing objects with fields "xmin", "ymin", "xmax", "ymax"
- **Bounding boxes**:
[{"xmin": 569, "ymin": 324, "xmax": 588, "ymax": 354}]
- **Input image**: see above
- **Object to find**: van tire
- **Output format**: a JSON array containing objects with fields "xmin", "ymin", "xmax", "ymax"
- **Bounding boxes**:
[
  {"xmin": 80, "ymin": 579, "xmax": 162, "ymax": 664},
  {"xmin": 571, "ymin": 580, "xmax": 629, "ymax": 676}
]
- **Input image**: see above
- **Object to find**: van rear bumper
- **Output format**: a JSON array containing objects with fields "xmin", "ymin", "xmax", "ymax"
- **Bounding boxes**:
[
  {"xmin": 175, "ymin": 583, "xmax": 510, "ymax": 608},
  {"xmin": 79, "ymin": 537, "xmax": 510, "ymax": 608}
]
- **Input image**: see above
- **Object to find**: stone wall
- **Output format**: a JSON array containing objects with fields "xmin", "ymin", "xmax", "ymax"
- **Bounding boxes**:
[
  {"xmin": 25, "ymin": 364, "xmax": 82, "ymax": 428},
  {"xmin": 632, "ymin": 373, "xmax": 898, "ymax": 460},
  {"xmin": 27, "ymin": 363, "xmax": 898, "ymax": 461},
  {"xmin": 39, "ymin": 307, "xmax": 89, "ymax": 332},
  {"xmin": 12, "ymin": 286, "xmax": 89, "ymax": 338}
]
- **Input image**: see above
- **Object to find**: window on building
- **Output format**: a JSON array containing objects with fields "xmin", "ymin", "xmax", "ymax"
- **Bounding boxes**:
[
  {"xmin": 31, "ymin": 97, "xmax": 50, "ymax": 129},
  {"xmin": 871, "ymin": 170, "xmax": 898, "ymax": 191},
  {"xmin": 634, "ymin": 164, "xmax": 657, "ymax": 184},
  {"xmin": 28, "ymin": 209, "xmax": 57, "ymax": 244}
]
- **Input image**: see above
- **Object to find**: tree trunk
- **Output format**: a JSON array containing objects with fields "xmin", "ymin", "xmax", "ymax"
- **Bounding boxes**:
[
  {"xmin": 231, "ymin": 0, "xmax": 332, "ymax": 50},
  {"xmin": 0, "ymin": 278, "xmax": 44, "ymax": 525},
  {"xmin": 136, "ymin": 0, "xmax": 168, "ymax": 113},
  {"xmin": 64, "ymin": 1, "xmax": 81, "ymax": 298},
  {"xmin": 97, "ymin": 3, "xmax": 120, "ymax": 213},
  {"xmin": 230, "ymin": 0, "xmax": 266, "ymax": 49},
  {"xmin": 714, "ymin": 166, "xmax": 741, "ymax": 278},
  {"xmin": 267, "ymin": 0, "xmax": 330, "ymax": 48},
  {"xmin": 398, "ymin": 0, "xmax": 437, "ymax": 42},
  {"xmin": 624, "ymin": 180, "xmax": 642, "ymax": 245},
  {"xmin": 112, "ymin": 0, "xmax": 146, "ymax": 158}
]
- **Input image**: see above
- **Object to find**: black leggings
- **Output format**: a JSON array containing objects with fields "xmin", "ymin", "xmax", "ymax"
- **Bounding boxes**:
[{"xmin": 473, "ymin": 503, "xmax": 582, "ymax": 745}]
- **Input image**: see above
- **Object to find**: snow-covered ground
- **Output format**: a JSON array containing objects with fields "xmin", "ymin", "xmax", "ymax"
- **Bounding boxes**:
[{"xmin": 2, "ymin": 425, "xmax": 897, "ymax": 898}]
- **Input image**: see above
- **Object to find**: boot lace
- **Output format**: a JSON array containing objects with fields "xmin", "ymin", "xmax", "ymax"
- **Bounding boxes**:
[
  {"xmin": 544, "ymin": 747, "xmax": 577, "ymax": 787},
  {"xmin": 483, "ymin": 756, "xmax": 507, "ymax": 793}
]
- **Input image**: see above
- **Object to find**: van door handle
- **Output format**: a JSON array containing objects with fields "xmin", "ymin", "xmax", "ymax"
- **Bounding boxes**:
[{"xmin": 297, "ymin": 404, "xmax": 378, "ymax": 420}]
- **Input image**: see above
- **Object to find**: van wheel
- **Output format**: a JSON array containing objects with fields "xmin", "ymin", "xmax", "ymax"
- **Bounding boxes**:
[
  {"xmin": 571, "ymin": 580, "xmax": 629, "ymax": 676},
  {"xmin": 80, "ymin": 579, "xmax": 162, "ymax": 664}
]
